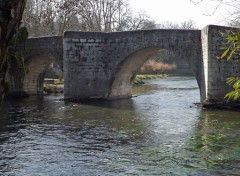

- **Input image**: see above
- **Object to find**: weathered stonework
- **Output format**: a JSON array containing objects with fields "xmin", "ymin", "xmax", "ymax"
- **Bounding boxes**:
[
  {"xmin": 63, "ymin": 29, "xmax": 203, "ymax": 101},
  {"xmin": 201, "ymin": 25, "xmax": 240, "ymax": 103},
  {"xmin": 15, "ymin": 36, "xmax": 63, "ymax": 95},
  {"xmin": 16, "ymin": 25, "xmax": 240, "ymax": 106}
]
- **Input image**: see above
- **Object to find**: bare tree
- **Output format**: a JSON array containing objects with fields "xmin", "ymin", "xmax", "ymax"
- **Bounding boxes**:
[
  {"xmin": 127, "ymin": 11, "xmax": 156, "ymax": 30},
  {"xmin": 23, "ymin": 0, "xmax": 156, "ymax": 35},
  {"xmin": 23, "ymin": 0, "xmax": 88, "ymax": 36},
  {"xmin": 77, "ymin": 0, "xmax": 138, "ymax": 32},
  {"xmin": 190, "ymin": 0, "xmax": 240, "ymax": 26},
  {"xmin": 157, "ymin": 21, "xmax": 181, "ymax": 29},
  {"xmin": 55, "ymin": 0, "xmax": 87, "ymax": 35},
  {"xmin": 23, "ymin": 0, "xmax": 56, "ymax": 36},
  {"xmin": 180, "ymin": 20, "xmax": 197, "ymax": 29}
]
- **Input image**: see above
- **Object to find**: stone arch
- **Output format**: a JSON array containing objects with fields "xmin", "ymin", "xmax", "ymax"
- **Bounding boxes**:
[
  {"xmin": 108, "ymin": 47, "xmax": 198, "ymax": 100},
  {"xmin": 23, "ymin": 54, "xmax": 56, "ymax": 95}
]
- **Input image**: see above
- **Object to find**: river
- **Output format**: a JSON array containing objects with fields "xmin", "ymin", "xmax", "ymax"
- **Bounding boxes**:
[{"xmin": 0, "ymin": 77, "xmax": 240, "ymax": 176}]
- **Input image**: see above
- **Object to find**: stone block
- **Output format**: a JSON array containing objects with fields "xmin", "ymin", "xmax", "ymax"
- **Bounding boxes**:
[
  {"xmin": 80, "ymin": 39, "xmax": 87, "ymax": 43},
  {"xmin": 88, "ymin": 39, "xmax": 95, "ymax": 43},
  {"xmin": 72, "ymin": 39, "xmax": 80, "ymax": 42}
]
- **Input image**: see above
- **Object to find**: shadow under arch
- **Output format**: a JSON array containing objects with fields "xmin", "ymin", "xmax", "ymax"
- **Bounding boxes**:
[
  {"xmin": 23, "ymin": 54, "xmax": 58, "ymax": 95},
  {"xmin": 108, "ymin": 47, "xmax": 199, "ymax": 100}
]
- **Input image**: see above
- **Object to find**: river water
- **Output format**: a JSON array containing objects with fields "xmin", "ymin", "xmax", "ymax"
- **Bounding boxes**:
[{"xmin": 0, "ymin": 77, "xmax": 240, "ymax": 176}]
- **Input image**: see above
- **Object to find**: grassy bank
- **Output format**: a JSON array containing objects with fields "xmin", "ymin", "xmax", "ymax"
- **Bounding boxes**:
[
  {"xmin": 133, "ymin": 74, "xmax": 167, "ymax": 86},
  {"xmin": 136, "ymin": 74, "xmax": 167, "ymax": 79},
  {"xmin": 44, "ymin": 79, "xmax": 64, "ymax": 93},
  {"xmin": 43, "ymin": 74, "xmax": 167, "ymax": 93}
]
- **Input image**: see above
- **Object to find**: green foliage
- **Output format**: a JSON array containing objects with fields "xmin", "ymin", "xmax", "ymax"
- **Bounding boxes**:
[
  {"xmin": 221, "ymin": 32, "xmax": 240, "ymax": 102},
  {"xmin": 133, "ymin": 74, "xmax": 167, "ymax": 86},
  {"xmin": 3, "ymin": 26, "xmax": 29, "ymax": 96},
  {"xmin": 133, "ymin": 77, "xmax": 145, "ymax": 86},
  {"xmin": 221, "ymin": 32, "xmax": 240, "ymax": 61},
  {"xmin": 224, "ymin": 77, "xmax": 240, "ymax": 101},
  {"xmin": 14, "ymin": 51, "xmax": 25, "ymax": 72},
  {"xmin": 13, "ymin": 26, "xmax": 28, "ymax": 44}
]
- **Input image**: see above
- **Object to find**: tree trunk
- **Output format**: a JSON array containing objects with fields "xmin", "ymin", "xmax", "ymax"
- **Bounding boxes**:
[{"xmin": 0, "ymin": 0, "xmax": 27, "ymax": 101}]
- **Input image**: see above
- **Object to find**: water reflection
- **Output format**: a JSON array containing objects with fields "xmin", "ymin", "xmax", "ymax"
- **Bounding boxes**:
[
  {"xmin": 184, "ymin": 110, "xmax": 240, "ymax": 175},
  {"xmin": 0, "ymin": 77, "xmax": 240, "ymax": 175}
]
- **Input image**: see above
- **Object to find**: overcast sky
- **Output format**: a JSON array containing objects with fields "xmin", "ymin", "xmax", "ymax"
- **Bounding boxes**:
[{"xmin": 129, "ymin": 0, "xmax": 230, "ymax": 28}]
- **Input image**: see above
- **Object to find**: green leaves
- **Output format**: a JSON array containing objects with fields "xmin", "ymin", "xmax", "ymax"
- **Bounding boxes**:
[
  {"xmin": 221, "ymin": 47, "xmax": 237, "ymax": 61},
  {"xmin": 221, "ymin": 32, "xmax": 240, "ymax": 61},
  {"xmin": 221, "ymin": 32, "xmax": 240, "ymax": 102},
  {"xmin": 224, "ymin": 77, "xmax": 240, "ymax": 102}
]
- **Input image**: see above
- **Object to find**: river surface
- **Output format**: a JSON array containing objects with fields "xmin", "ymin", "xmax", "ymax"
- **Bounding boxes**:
[{"xmin": 0, "ymin": 77, "xmax": 240, "ymax": 176}]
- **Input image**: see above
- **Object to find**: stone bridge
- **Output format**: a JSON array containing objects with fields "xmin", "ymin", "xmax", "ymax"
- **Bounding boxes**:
[{"xmin": 17, "ymin": 25, "xmax": 240, "ymax": 104}]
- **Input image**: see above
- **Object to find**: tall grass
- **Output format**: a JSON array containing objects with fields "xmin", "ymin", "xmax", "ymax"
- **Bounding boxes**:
[
  {"xmin": 133, "ymin": 74, "xmax": 167, "ymax": 86},
  {"xmin": 139, "ymin": 60, "xmax": 176, "ymax": 74}
]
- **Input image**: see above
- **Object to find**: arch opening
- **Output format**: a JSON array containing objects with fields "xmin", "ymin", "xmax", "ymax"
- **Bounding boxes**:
[
  {"xmin": 140, "ymin": 50, "xmax": 192, "ymax": 76},
  {"xmin": 108, "ymin": 47, "xmax": 199, "ymax": 100},
  {"xmin": 23, "ymin": 55, "xmax": 63, "ymax": 95}
]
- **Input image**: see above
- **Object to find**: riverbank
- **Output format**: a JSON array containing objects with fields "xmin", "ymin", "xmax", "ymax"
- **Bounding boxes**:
[
  {"xmin": 44, "ymin": 79, "xmax": 64, "ymax": 93},
  {"xmin": 195, "ymin": 101, "xmax": 240, "ymax": 111},
  {"xmin": 133, "ymin": 74, "xmax": 168, "ymax": 86}
]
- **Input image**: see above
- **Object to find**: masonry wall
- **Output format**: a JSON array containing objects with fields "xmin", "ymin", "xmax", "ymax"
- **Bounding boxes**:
[
  {"xmin": 23, "ymin": 55, "xmax": 54, "ymax": 94},
  {"xmin": 18, "ymin": 36, "xmax": 63, "ymax": 66},
  {"xmin": 63, "ymin": 32, "xmax": 111, "ymax": 99},
  {"xmin": 14, "ymin": 36, "xmax": 63, "ymax": 95},
  {"xmin": 63, "ymin": 29, "xmax": 202, "ymax": 101},
  {"xmin": 202, "ymin": 25, "xmax": 240, "ymax": 103}
]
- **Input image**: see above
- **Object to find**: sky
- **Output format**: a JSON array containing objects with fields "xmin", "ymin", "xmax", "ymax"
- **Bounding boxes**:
[{"xmin": 129, "ymin": 0, "xmax": 230, "ymax": 29}]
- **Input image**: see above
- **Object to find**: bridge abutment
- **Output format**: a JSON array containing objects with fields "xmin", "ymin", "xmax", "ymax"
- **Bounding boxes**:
[{"xmin": 201, "ymin": 25, "xmax": 240, "ymax": 104}]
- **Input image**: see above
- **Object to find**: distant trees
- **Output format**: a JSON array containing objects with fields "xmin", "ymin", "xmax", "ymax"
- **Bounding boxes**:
[
  {"xmin": 126, "ymin": 11, "xmax": 156, "ymax": 30},
  {"xmin": 157, "ymin": 19, "xmax": 197, "ymax": 29},
  {"xmin": 23, "ymin": 0, "xmax": 157, "ymax": 37},
  {"xmin": 23, "ymin": 0, "xmax": 200, "ymax": 37},
  {"xmin": 78, "ymin": 0, "xmax": 132, "ymax": 32},
  {"xmin": 23, "ymin": 0, "xmax": 85, "ymax": 36}
]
